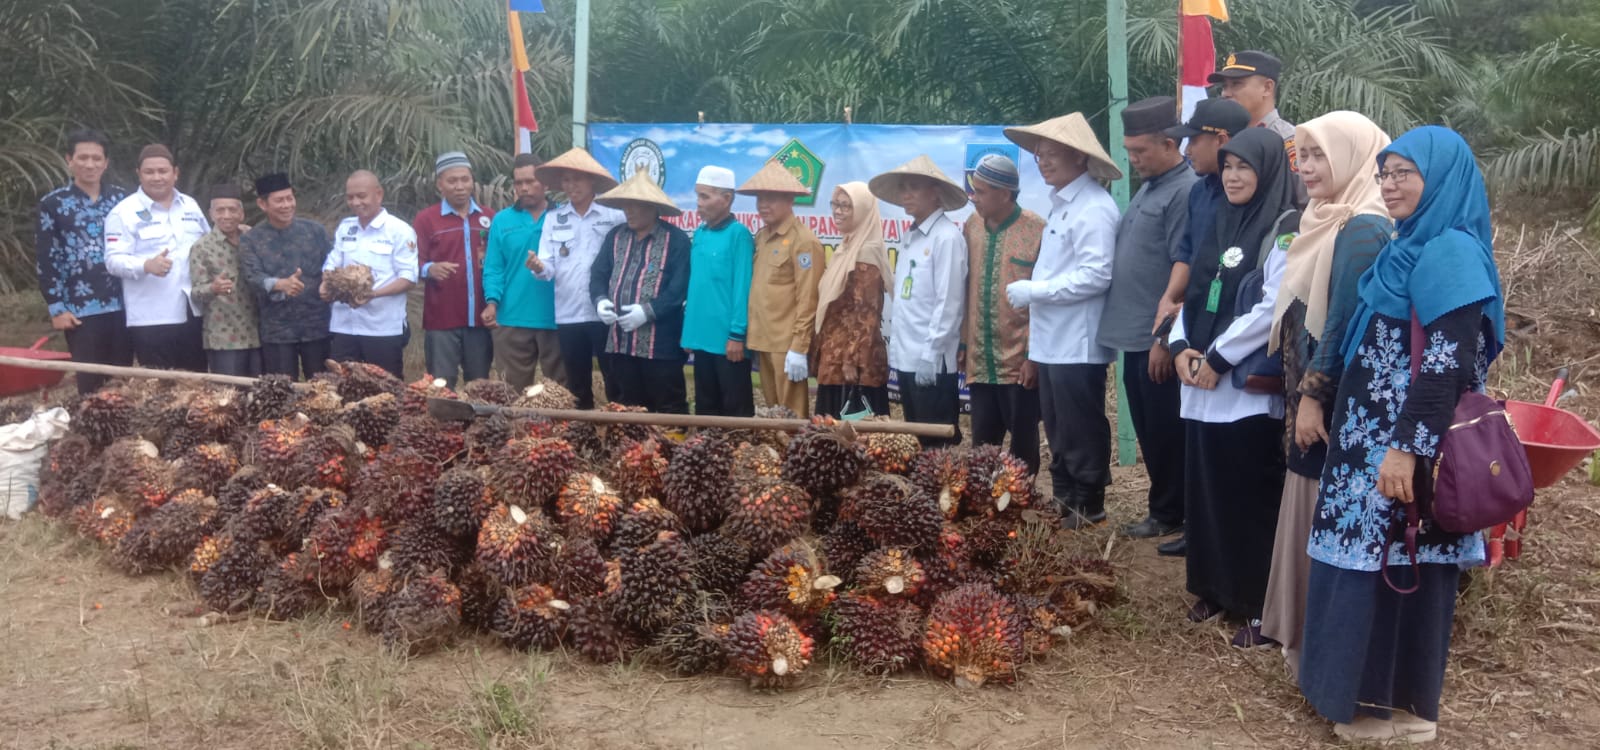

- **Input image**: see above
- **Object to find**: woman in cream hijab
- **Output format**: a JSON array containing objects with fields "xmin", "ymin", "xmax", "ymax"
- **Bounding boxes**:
[
  {"xmin": 811, "ymin": 182, "xmax": 895, "ymax": 418},
  {"xmin": 1259, "ymin": 111, "xmax": 1392, "ymax": 669}
]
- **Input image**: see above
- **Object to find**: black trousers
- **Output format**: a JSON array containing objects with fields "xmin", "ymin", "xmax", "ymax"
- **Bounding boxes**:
[
  {"xmin": 896, "ymin": 370, "xmax": 962, "ymax": 448},
  {"xmin": 1184, "ymin": 416, "xmax": 1286, "ymax": 619},
  {"xmin": 332, "ymin": 330, "xmax": 408, "ymax": 379},
  {"xmin": 968, "ymin": 382, "xmax": 1042, "ymax": 476},
  {"xmin": 63, "ymin": 309, "xmax": 134, "ymax": 393},
  {"xmin": 207, "ymin": 348, "xmax": 262, "ymax": 377},
  {"xmin": 1037, "ymin": 362, "xmax": 1111, "ymax": 497},
  {"xmin": 557, "ymin": 322, "xmax": 619, "ymax": 410},
  {"xmin": 814, "ymin": 384, "xmax": 890, "ymax": 420},
  {"xmin": 611, "ymin": 355, "xmax": 688, "ymax": 414},
  {"xmin": 131, "ymin": 314, "xmax": 206, "ymax": 372},
  {"xmin": 423, "ymin": 327, "xmax": 492, "ymax": 388},
  {"xmin": 691, "ymin": 350, "xmax": 754, "ymax": 417},
  {"xmin": 263, "ymin": 338, "xmax": 331, "ymax": 381},
  {"xmin": 1121, "ymin": 349, "xmax": 1187, "ymax": 525}
]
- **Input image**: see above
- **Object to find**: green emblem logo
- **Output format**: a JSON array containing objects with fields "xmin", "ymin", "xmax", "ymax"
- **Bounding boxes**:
[
  {"xmin": 771, "ymin": 139, "xmax": 825, "ymax": 206},
  {"xmin": 619, "ymin": 138, "xmax": 666, "ymax": 187}
]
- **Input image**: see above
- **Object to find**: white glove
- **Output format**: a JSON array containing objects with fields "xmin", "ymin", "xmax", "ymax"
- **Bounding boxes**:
[
  {"xmin": 784, "ymin": 350, "xmax": 809, "ymax": 382},
  {"xmin": 597, "ymin": 299, "xmax": 617, "ymax": 325},
  {"xmin": 1005, "ymin": 280, "xmax": 1035, "ymax": 309},
  {"xmin": 618, "ymin": 304, "xmax": 648, "ymax": 332},
  {"xmin": 913, "ymin": 368, "xmax": 938, "ymax": 387}
]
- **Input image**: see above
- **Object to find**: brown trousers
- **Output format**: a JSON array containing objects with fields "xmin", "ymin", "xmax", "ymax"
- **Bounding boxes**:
[
  {"xmin": 755, "ymin": 350, "xmax": 809, "ymax": 417},
  {"xmin": 492, "ymin": 326, "xmax": 565, "ymax": 392}
]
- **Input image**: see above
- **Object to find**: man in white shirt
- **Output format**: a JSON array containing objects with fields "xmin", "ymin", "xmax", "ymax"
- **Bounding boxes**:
[
  {"xmin": 1004, "ymin": 114, "xmax": 1122, "ymax": 528},
  {"xmin": 104, "ymin": 144, "xmax": 209, "ymax": 372},
  {"xmin": 321, "ymin": 170, "xmax": 418, "ymax": 378},
  {"xmin": 869, "ymin": 155, "xmax": 969, "ymax": 447},
  {"xmin": 528, "ymin": 148, "xmax": 624, "ymax": 410}
]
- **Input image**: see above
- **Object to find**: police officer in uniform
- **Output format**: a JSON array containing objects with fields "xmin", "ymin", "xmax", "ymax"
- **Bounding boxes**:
[{"xmin": 1211, "ymin": 50, "xmax": 1306, "ymax": 206}]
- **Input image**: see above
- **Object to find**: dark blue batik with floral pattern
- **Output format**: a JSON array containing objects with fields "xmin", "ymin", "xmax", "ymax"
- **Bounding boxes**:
[
  {"xmin": 35, "ymin": 183, "xmax": 129, "ymax": 318},
  {"xmin": 1307, "ymin": 304, "xmax": 1490, "ymax": 572}
]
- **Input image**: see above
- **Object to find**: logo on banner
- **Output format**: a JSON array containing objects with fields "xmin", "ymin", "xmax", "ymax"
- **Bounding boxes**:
[
  {"xmin": 619, "ymin": 138, "xmax": 666, "ymax": 186},
  {"xmin": 964, "ymin": 143, "xmax": 1020, "ymax": 192},
  {"xmin": 771, "ymin": 139, "xmax": 825, "ymax": 207}
]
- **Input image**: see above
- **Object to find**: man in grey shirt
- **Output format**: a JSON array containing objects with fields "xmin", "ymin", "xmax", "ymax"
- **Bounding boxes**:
[{"xmin": 1098, "ymin": 96, "xmax": 1197, "ymax": 543}]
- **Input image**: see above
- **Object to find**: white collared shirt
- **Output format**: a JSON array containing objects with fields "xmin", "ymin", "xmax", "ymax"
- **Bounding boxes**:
[
  {"xmin": 532, "ymin": 200, "xmax": 625, "ymax": 324},
  {"xmin": 889, "ymin": 210, "xmax": 968, "ymax": 373},
  {"xmin": 104, "ymin": 189, "xmax": 209, "ymax": 327},
  {"xmin": 1169, "ymin": 246, "xmax": 1288, "ymax": 423},
  {"xmin": 324, "ymin": 209, "xmax": 419, "ymax": 337},
  {"xmin": 1026, "ymin": 173, "xmax": 1118, "ymax": 365}
]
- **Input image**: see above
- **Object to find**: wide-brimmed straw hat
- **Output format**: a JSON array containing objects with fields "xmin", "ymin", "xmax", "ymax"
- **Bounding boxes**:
[
  {"xmin": 596, "ymin": 171, "xmax": 682, "ymax": 217},
  {"xmin": 535, "ymin": 148, "xmax": 619, "ymax": 193},
  {"xmin": 735, "ymin": 160, "xmax": 810, "ymax": 197},
  {"xmin": 1004, "ymin": 113, "xmax": 1124, "ymax": 181},
  {"xmin": 868, "ymin": 155, "xmax": 970, "ymax": 212}
]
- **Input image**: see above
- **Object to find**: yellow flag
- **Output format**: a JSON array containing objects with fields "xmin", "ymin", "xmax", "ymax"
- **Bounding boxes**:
[
  {"xmin": 1182, "ymin": 0, "xmax": 1228, "ymax": 21},
  {"xmin": 508, "ymin": 11, "xmax": 530, "ymax": 72}
]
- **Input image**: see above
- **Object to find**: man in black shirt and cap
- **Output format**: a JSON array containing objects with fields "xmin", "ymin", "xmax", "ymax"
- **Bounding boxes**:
[{"xmin": 239, "ymin": 172, "xmax": 333, "ymax": 380}]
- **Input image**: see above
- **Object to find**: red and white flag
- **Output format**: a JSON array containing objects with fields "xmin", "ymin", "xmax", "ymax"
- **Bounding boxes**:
[
  {"xmin": 508, "ymin": 3, "xmax": 541, "ymax": 154},
  {"xmin": 1179, "ymin": 0, "xmax": 1229, "ymax": 122}
]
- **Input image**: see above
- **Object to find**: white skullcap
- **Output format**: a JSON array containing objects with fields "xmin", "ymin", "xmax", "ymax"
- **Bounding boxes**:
[{"xmin": 695, "ymin": 165, "xmax": 736, "ymax": 190}]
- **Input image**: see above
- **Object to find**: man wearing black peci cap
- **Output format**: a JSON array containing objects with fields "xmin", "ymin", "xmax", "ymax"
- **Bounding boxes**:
[
  {"xmin": 1147, "ymin": 96, "xmax": 1252, "ymax": 557},
  {"xmin": 1101, "ymin": 96, "xmax": 1197, "ymax": 543},
  {"xmin": 239, "ymin": 172, "xmax": 333, "ymax": 380}
]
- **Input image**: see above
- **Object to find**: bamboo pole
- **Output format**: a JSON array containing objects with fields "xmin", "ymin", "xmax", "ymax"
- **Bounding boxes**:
[{"xmin": 0, "ymin": 354, "xmax": 276, "ymax": 389}]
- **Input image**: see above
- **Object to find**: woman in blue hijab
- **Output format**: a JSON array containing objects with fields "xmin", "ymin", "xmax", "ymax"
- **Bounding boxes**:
[{"xmin": 1298, "ymin": 126, "xmax": 1506, "ymax": 743}]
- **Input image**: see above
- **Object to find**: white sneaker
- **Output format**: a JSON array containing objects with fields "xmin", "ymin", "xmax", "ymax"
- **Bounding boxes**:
[
  {"xmin": 1390, "ymin": 711, "xmax": 1438, "ymax": 744},
  {"xmin": 1334, "ymin": 716, "xmax": 1396, "ymax": 742}
]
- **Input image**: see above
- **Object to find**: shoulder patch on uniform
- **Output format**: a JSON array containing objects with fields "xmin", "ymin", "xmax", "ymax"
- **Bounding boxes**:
[{"xmin": 797, "ymin": 252, "xmax": 812, "ymax": 270}]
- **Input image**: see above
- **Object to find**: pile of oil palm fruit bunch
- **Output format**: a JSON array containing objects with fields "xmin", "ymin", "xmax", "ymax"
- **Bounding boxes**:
[{"xmin": 25, "ymin": 361, "xmax": 1117, "ymax": 689}]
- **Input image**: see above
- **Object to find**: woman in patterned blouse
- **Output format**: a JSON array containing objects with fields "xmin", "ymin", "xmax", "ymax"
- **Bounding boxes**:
[
  {"xmin": 810, "ymin": 182, "xmax": 894, "ymax": 419},
  {"xmin": 1298, "ymin": 126, "xmax": 1507, "ymax": 744}
]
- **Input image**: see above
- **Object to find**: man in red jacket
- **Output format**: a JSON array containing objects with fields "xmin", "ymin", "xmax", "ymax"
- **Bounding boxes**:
[{"xmin": 415, "ymin": 151, "xmax": 494, "ymax": 387}]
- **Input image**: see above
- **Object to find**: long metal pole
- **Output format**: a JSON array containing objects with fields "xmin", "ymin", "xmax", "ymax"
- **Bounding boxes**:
[
  {"xmin": 571, "ymin": 0, "xmax": 591, "ymax": 149},
  {"xmin": 1107, "ymin": 0, "xmax": 1137, "ymax": 467}
]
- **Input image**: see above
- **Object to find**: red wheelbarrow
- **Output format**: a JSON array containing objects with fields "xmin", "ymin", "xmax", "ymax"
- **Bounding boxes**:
[
  {"xmin": 1493, "ymin": 368, "xmax": 1600, "ymax": 565},
  {"xmin": 0, "ymin": 336, "xmax": 69, "ymax": 398}
]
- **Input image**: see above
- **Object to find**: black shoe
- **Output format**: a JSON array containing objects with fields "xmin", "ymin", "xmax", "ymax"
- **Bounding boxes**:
[
  {"xmin": 1060, "ymin": 508, "xmax": 1108, "ymax": 530},
  {"xmin": 1186, "ymin": 598, "xmax": 1225, "ymax": 623},
  {"xmin": 1122, "ymin": 517, "xmax": 1183, "ymax": 539},
  {"xmin": 1156, "ymin": 536, "xmax": 1187, "ymax": 557}
]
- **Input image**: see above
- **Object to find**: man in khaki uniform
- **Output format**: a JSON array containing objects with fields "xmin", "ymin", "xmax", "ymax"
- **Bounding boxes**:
[{"xmin": 738, "ymin": 161, "xmax": 822, "ymax": 416}]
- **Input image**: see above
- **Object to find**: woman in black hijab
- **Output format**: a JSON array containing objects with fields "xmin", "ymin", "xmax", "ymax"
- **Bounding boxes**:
[{"xmin": 1168, "ymin": 127, "xmax": 1298, "ymax": 647}]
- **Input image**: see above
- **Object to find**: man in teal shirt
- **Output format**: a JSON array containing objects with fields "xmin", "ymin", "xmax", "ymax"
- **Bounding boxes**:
[
  {"xmin": 681, "ymin": 165, "xmax": 755, "ymax": 416},
  {"xmin": 482, "ymin": 153, "xmax": 563, "ymax": 390}
]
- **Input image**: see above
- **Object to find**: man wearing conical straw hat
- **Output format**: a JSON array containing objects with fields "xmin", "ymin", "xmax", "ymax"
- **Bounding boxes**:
[
  {"xmin": 1003, "ymin": 112, "xmax": 1122, "ymax": 529},
  {"xmin": 869, "ymin": 154, "xmax": 970, "ymax": 448},
  {"xmin": 738, "ymin": 160, "xmax": 823, "ymax": 417},
  {"xmin": 530, "ymin": 147, "xmax": 625, "ymax": 409},
  {"xmin": 587, "ymin": 172, "xmax": 692, "ymax": 413}
]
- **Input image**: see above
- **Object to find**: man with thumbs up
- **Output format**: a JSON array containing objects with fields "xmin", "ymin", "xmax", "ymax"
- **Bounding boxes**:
[
  {"xmin": 104, "ymin": 144, "xmax": 208, "ymax": 371},
  {"xmin": 188, "ymin": 184, "xmax": 262, "ymax": 376},
  {"xmin": 240, "ymin": 172, "xmax": 333, "ymax": 380}
]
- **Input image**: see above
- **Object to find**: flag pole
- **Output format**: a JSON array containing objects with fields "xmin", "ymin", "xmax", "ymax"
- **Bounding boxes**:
[
  {"xmin": 1175, "ymin": 0, "xmax": 1186, "ymax": 112},
  {"xmin": 571, "ymin": 0, "xmax": 591, "ymax": 149},
  {"xmin": 1107, "ymin": 0, "xmax": 1137, "ymax": 468}
]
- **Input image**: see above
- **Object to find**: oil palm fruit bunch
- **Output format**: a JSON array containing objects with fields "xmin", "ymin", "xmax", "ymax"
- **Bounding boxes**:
[
  {"xmin": 721, "ymin": 480, "xmax": 813, "ymax": 558},
  {"xmin": 922, "ymin": 582, "xmax": 1025, "ymax": 689},
  {"xmin": 780, "ymin": 417, "xmax": 862, "ymax": 497},
  {"xmin": 661, "ymin": 432, "xmax": 733, "ymax": 533},
  {"xmin": 739, "ymin": 541, "xmax": 841, "ymax": 618},
  {"xmin": 830, "ymin": 592, "xmax": 923, "ymax": 675},
  {"xmin": 724, "ymin": 610, "xmax": 814, "ymax": 688}
]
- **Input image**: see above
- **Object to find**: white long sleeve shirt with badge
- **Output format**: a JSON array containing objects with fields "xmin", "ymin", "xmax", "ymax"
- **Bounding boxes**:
[
  {"xmin": 1168, "ymin": 246, "xmax": 1288, "ymax": 424},
  {"xmin": 531, "ymin": 200, "xmax": 625, "ymax": 325},
  {"xmin": 1020, "ymin": 173, "xmax": 1118, "ymax": 365},
  {"xmin": 324, "ymin": 209, "xmax": 419, "ymax": 337},
  {"xmin": 104, "ymin": 189, "xmax": 209, "ymax": 327},
  {"xmin": 889, "ymin": 210, "xmax": 968, "ymax": 374}
]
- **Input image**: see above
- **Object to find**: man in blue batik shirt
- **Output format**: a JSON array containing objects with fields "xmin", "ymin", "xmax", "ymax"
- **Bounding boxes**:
[{"xmin": 35, "ymin": 129, "xmax": 131, "ymax": 393}]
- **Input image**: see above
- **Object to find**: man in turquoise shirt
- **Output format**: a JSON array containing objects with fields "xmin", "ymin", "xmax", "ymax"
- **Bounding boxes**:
[
  {"xmin": 482, "ymin": 153, "xmax": 563, "ymax": 391},
  {"xmin": 681, "ymin": 165, "xmax": 755, "ymax": 416}
]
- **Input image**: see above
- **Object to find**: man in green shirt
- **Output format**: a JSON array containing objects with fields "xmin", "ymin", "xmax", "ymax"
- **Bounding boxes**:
[
  {"xmin": 680, "ymin": 165, "xmax": 755, "ymax": 416},
  {"xmin": 482, "ymin": 153, "xmax": 563, "ymax": 391}
]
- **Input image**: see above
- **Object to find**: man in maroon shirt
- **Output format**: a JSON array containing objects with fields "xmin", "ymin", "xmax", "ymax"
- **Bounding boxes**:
[{"xmin": 414, "ymin": 151, "xmax": 494, "ymax": 387}]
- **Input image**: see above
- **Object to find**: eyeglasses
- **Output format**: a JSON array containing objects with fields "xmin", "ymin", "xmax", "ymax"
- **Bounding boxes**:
[
  {"xmin": 829, "ymin": 201, "xmax": 853, "ymax": 211},
  {"xmin": 1374, "ymin": 168, "xmax": 1418, "ymax": 186}
]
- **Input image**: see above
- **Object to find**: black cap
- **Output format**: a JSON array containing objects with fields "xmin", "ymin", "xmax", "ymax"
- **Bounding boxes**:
[
  {"xmin": 208, "ymin": 184, "xmax": 241, "ymax": 202},
  {"xmin": 1207, "ymin": 50, "xmax": 1282, "ymax": 83},
  {"xmin": 1165, "ymin": 98, "xmax": 1251, "ymax": 140},
  {"xmin": 254, "ymin": 172, "xmax": 292, "ymax": 197},
  {"xmin": 1122, "ymin": 96, "xmax": 1179, "ymax": 136}
]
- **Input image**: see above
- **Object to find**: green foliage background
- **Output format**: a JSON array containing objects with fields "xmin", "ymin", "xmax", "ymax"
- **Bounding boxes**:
[{"xmin": 3, "ymin": 0, "xmax": 1597, "ymax": 293}]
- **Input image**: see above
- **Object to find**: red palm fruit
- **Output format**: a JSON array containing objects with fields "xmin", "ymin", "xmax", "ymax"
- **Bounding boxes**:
[
  {"xmin": 780, "ymin": 417, "xmax": 863, "ymax": 497},
  {"xmin": 461, "ymin": 379, "xmax": 518, "ymax": 406},
  {"xmin": 353, "ymin": 447, "xmax": 441, "ymax": 521},
  {"xmin": 556, "ymin": 473, "xmax": 623, "ymax": 540},
  {"xmin": 174, "ymin": 442, "xmax": 240, "ymax": 496},
  {"xmin": 511, "ymin": 380, "xmax": 577, "ymax": 410},
  {"xmin": 964, "ymin": 445, "xmax": 1037, "ymax": 516},
  {"xmin": 830, "ymin": 592, "xmax": 924, "ymax": 674},
  {"xmin": 922, "ymin": 582, "xmax": 1026, "ymax": 689},
  {"xmin": 76, "ymin": 387, "xmax": 137, "ymax": 448},
  {"xmin": 324, "ymin": 360, "xmax": 403, "ymax": 402},
  {"xmin": 740, "ymin": 541, "xmax": 841, "ymax": 617},
  {"xmin": 661, "ymin": 432, "xmax": 733, "ymax": 533},
  {"xmin": 617, "ymin": 530, "xmax": 695, "ymax": 634},
  {"xmin": 609, "ymin": 496, "xmax": 684, "ymax": 553},
  {"xmin": 305, "ymin": 506, "xmax": 387, "ymax": 587},
  {"xmin": 839, "ymin": 473, "xmax": 941, "ymax": 552},
  {"xmin": 401, "ymin": 376, "xmax": 457, "ymax": 413},
  {"xmin": 493, "ymin": 582, "xmax": 570, "ymax": 650},
  {"xmin": 381, "ymin": 569, "xmax": 462, "ymax": 655},
  {"xmin": 860, "ymin": 428, "xmax": 920, "ymax": 475},
  {"xmin": 112, "ymin": 489, "xmax": 219, "ymax": 574},
  {"xmin": 854, "ymin": 548, "xmax": 926, "ymax": 598},
  {"xmin": 389, "ymin": 414, "xmax": 466, "ymax": 465},
  {"xmin": 720, "ymin": 480, "xmax": 812, "ymax": 558},
  {"xmin": 474, "ymin": 503, "xmax": 560, "ymax": 589},
  {"xmin": 488, "ymin": 436, "xmax": 578, "ymax": 510},
  {"xmin": 911, "ymin": 446, "xmax": 971, "ymax": 519},
  {"xmin": 609, "ymin": 438, "xmax": 669, "ymax": 502},
  {"xmin": 723, "ymin": 610, "xmax": 814, "ymax": 688}
]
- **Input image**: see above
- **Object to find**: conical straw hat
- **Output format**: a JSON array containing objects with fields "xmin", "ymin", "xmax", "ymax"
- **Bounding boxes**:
[
  {"xmin": 868, "ymin": 155, "xmax": 970, "ymax": 212},
  {"xmin": 735, "ymin": 159, "xmax": 810, "ymax": 196},
  {"xmin": 595, "ymin": 171, "xmax": 682, "ymax": 217},
  {"xmin": 1004, "ymin": 113, "xmax": 1124, "ymax": 181},
  {"xmin": 535, "ymin": 148, "xmax": 619, "ymax": 192}
]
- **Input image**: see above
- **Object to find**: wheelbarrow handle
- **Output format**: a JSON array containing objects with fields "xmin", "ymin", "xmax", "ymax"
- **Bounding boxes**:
[
  {"xmin": 29, "ymin": 335, "xmax": 53, "ymax": 351},
  {"xmin": 1545, "ymin": 367, "xmax": 1570, "ymax": 408}
]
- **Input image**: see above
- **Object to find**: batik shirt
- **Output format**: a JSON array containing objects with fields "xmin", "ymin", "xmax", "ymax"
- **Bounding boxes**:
[
  {"xmin": 35, "ymin": 183, "xmax": 128, "ymax": 318},
  {"xmin": 189, "ymin": 228, "xmax": 261, "ymax": 350},
  {"xmin": 239, "ymin": 218, "xmax": 333, "ymax": 345},
  {"xmin": 1307, "ymin": 304, "xmax": 1491, "ymax": 572},
  {"xmin": 962, "ymin": 206, "xmax": 1044, "ymax": 385}
]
